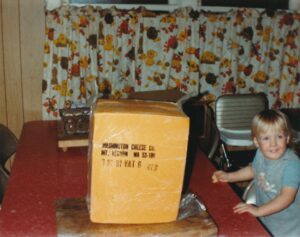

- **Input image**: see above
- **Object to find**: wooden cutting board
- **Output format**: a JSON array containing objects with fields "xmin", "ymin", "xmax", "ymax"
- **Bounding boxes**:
[{"xmin": 55, "ymin": 198, "xmax": 218, "ymax": 237}]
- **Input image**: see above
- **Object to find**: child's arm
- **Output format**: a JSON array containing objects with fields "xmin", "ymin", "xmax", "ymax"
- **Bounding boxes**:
[
  {"xmin": 212, "ymin": 165, "xmax": 254, "ymax": 183},
  {"xmin": 233, "ymin": 187, "xmax": 297, "ymax": 217}
]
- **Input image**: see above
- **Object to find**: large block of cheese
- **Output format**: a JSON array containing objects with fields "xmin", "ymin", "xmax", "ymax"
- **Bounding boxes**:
[{"xmin": 87, "ymin": 99, "xmax": 189, "ymax": 224}]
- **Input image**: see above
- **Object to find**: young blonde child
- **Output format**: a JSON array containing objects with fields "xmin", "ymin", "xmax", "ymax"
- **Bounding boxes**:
[{"xmin": 212, "ymin": 109, "xmax": 300, "ymax": 237}]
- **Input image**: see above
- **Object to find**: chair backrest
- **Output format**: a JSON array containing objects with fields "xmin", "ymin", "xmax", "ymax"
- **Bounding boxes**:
[
  {"xmin": 0, "ymin": 124, "xmax": 18, "ymax": 169},
  {"xmin": 215, "ymin": 93, "xmax": 268, "ymax": 130},
  {"xmin": 0, "ymin": 166, "xmax": 9, "ymax": 204},
  {"xmin": 242, "ymin": 180, "xmax": 256, "ymax": 205}
]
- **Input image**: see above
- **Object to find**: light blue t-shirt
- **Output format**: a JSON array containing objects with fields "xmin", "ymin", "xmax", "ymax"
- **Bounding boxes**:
[{"xmin": 252, "ymin": 148, "xmax": 300, "ymax": 237}]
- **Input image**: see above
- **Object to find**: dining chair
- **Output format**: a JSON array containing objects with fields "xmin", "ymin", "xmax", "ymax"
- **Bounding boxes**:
[
  {"xmin": 242, "ymin": 180, "xmax": 256, "ymax": 205},
  {"xmin": 207, "ymin": 121, "xmax": 221, "ymax": 160},
  {"xmin": 0, "ymin": 124, "xmax": 18, "ymax": 174},
  {"xmin": 0, "ymin": 166, "xmax": 9, "ymax": 205},
  {"xmin": 215, "ymin": 93, "xmax": 268, "ymax": 169}
]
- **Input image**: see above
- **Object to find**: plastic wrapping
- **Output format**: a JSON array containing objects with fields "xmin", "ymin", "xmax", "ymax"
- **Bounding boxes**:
[{"xmin": 177, "ymin": 192, "xmax": 206, "ymax": 220}]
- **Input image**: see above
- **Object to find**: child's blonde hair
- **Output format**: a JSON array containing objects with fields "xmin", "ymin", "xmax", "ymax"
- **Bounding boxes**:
[{"xmin": 251, "ymin": 109, "xmax": 293, "ymax": 145}]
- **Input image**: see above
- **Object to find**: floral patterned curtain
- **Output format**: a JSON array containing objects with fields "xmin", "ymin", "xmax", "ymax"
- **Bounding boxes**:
[{"xmin": 43, "ymin": 6, "xmax": 300, "ymax": 120}]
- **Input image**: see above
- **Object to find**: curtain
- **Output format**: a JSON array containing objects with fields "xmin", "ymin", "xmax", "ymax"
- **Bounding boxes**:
[{"xmin": 42, "ymin": 6, "xmax": 300, "ymax": 119}]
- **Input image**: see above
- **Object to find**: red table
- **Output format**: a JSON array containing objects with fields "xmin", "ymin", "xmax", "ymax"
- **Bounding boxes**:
[{"xmin": 0, "ymin": 121, "xmax": 269, "ymax": 236}]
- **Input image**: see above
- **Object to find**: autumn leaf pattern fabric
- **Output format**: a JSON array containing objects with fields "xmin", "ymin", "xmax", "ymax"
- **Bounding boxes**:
[{"xmin": 43, "ymin": 6, "xmax": 300, "ymax": 119}]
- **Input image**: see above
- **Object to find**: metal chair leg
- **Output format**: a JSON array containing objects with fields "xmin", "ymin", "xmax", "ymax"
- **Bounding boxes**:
[{"xmin": 221, "ymin": 143, "xmax": 232, "ymax": 169}]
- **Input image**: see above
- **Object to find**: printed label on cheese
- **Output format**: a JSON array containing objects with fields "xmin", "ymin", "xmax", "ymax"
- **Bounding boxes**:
[{"xmin": 100, "ymin": 143, "xmax": 156, "ymax": 170}]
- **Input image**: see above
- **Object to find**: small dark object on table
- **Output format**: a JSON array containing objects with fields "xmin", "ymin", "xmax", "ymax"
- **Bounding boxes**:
[{"xmin": 59, "ymin": 107, "xmax": 90, "ymax": 135}]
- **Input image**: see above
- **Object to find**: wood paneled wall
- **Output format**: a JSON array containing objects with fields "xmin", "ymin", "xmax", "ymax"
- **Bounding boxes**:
[{"xmin": 0, "ymin": 0, "xmax": 44, "ymax": 137}]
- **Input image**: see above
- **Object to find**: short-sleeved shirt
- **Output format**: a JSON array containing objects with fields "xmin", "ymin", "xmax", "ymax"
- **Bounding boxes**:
[{"xmin": 252, "ymin": 148, "xmax": 300, "ymax": 237}]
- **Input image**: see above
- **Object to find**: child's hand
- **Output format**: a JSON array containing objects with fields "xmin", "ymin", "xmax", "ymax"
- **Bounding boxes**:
[
  {"xmin": 233, "ymin": 202, "xmax": 260, "ymax": 217},
  {"xmin": 212, "ymin": 170, "xmax": 230, "ymax": 183}
]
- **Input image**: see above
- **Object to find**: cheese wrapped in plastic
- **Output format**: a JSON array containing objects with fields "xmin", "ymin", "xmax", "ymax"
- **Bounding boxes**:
[{"xmin": 87, "ymin": 99, "xmax": 189, "ymax": 224}]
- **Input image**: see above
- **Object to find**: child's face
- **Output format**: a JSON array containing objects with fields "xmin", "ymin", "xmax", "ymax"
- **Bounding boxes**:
[{"xmin": 253, "ymin": 128, "xmax": 289, "ymax": 160}]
